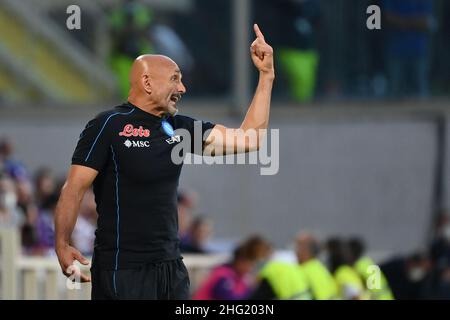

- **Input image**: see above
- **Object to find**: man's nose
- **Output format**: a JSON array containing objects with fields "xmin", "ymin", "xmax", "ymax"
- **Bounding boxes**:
[{"xmin": 178, "ymin": 81, "xmax": 186, "ymax": 94}]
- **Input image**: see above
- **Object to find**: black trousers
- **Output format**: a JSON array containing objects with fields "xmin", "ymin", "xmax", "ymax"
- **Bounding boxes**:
[{"xmin": 91, "ymin": 258, "xmax": 190, "ymax": 300}]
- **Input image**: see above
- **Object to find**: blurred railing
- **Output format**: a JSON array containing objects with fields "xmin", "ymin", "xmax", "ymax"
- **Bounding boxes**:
[{"xmin": 0, "ymin": 228, "xmax": 228, "ymax": 300}]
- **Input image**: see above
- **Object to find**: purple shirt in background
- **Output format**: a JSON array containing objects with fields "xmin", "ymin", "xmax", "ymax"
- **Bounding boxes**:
[{"xmin": 36, "ymin": 209, "xmax": 54, "ymax": 249}]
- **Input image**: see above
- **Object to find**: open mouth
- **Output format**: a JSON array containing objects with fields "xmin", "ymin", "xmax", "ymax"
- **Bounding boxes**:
[{"xmin": 170, "ymin": 94, "xmax": 181, "ymax": 103}]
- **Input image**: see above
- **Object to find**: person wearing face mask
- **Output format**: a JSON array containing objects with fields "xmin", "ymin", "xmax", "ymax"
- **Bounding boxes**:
[
  {"xmin": 430, "ymin": 211, "xmax": 450, "ymax": 266},
  {"xmin": 0, "ymin": 174, "xmax": 24, "ymax": 228},
  {"xmin": 428, "ymin": 210, "xmax": 450, "ymax": 299},
  {"xmin": 55, "ymin": 24, "xmax": 274, "ymax": 300},
  {"xmin": 381, "ymin": 252, "xmax": 432, "ymax": 299}
]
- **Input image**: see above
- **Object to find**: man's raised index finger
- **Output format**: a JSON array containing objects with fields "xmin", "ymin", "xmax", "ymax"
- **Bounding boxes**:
[{"xmin": 254, "ymin": 23, "xmax": 265, "ymax": 40}]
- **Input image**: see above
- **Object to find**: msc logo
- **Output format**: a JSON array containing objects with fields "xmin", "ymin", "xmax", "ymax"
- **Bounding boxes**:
[{"xmin": 124, "ymin": 139, "xmax": 150, "ymax": 148}]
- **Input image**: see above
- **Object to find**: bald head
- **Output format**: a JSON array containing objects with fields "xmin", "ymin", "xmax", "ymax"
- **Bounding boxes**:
[
  {"xmin": 130, "ymin": 55, "xmax": 178, "ymax": 88},
  {"xmin": 128, "ymin": 54, "xmax": 186, "ymax": 116}
]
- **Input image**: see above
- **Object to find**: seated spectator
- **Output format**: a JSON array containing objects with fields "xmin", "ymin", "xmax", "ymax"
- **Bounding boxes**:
[
  {"xmin": 428, "ymin": 210, "xmax": 450, "ymax": 299},
  {"xmin": 327, "ymin": 237, "xmax": 367, "ymax": 300},
  {"xmin": 34, "ymin": 167, "xmax": 57, "ymax": 208},
  {"xmin": 295, "ymin": 232, "xmax": 339, "ymax": 300},
  {"xmin": 348, "ymin": 237, "xmax": 394, "ymax": 300},
  {"xmin": 430, "ymin": 210, "xmax": 450, "ymax": 265},
  {"xmin": 192, "ymin": 237, "xmax": 265, "ymax": 300},
  {"xmin": 180, "ymin": 215, "xmax": 212, "ymax": 254},
  {"xmin": 0, "ymin": 174, "xmax": 24, "ymax": 227},
  {"xmin": 252, "ymin": 260, "xmax": 312, "ymax": 300},
  {"xmin": 381, "ymin": 252, "xmax": 433, "ymax": 299},
  {"xmin": 72, "ymin": 188, "xmax": 97, "ymax": 256},
  {"xmin": 177, "ymin": 190, "xmax": 198, "ymax": 239},
  {"xmin": 0, "ymin": 137, "xmax": 29, "ymax": 183},
  {"xmin": 16, "ymin": 177, "xmax": 39, "ymax": 253},
  {"xmin": 249, "ymin": 236, "xmax": 312, "ymax": 300},
  {"xmin": 34, "ymin": 193, "xmax": 59, "ymax": 256}
]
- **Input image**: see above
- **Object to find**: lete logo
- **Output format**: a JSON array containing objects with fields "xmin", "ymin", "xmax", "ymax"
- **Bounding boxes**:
[{"xmin": 119, "ymin": 124, "xmax": 150, "ymax": 137}]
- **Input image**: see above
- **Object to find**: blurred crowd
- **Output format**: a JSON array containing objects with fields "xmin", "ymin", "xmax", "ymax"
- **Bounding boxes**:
[
  {"xmin": 190, "ymin": 221, "xmax": 450, "ymax": 300},
  {"xmin": 1, "ymin": 136, "xmax": 450, "ymax": 299},
  {"xmin": 90, "ymin": 0, "xmax": 448, "ymax": 102},
  {"xmin": 0, "ymin": 137, "xmax": 97, "ymax": 256}
]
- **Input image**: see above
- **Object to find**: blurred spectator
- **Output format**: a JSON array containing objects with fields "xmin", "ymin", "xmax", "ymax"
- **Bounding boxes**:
[
  {"xmin": 0, "ymin": 137, "xmax": 36, "ymax": 242},
  {"xmin": 0, "ymin": 137, "xmax": 29, "ymax": 182},
  {"xmin": 295, "ymin": 232, "xmax": 339, "ymax": 300},
  {"xmin": 15, "ymin": 176, "xmax": 39, "ymax": 251},
  {"xmin": 16, "ymin": 179, "xmax": 34, "ymax": 211},
  {"xmin": 254, "ymin": 0, "xmax": 320, "ymax": 102},
  {"xmin": 180, "ymin": 215, "xmax": 213, "ymax": 254},
  {"xmin": 192, "ymin": 236, "xmax": 267, "ymax": 300},
  {"xmin": 381, "ymin": 251, "xmax": 433, "ymax": 299},
  {"xmin": 428, "ymin": 210, "xmax": 450, "ymax": 299},
  {"xmin": 109, "ymin": 0, "xmax": 154, "ymax": 98},
  {"xmin": 430, "ymin": 210, "xmax": 450, "ymax": 264},
  {"xmin": 246, "ymin": 235, "xmax": 274, "ymax": 269},
  {"xmin": 72, "ymin": 188, "xmax": 97, "ymax": 256},
  {"xmin": 327, "ymin": 237, "xmax": 367, "ymax": 300},
  {"xmin": 252, "ymin": 260, "xmax": 311, "ymax": 300},
  {"xmin": 348, "ymin": 237, "xmax": 394, "ymax": 300},
  {"xmin": 383, "ymin": 0, "xmax": 435, "ymax": 99},
  {"xmin": 34, "ymin": 167, "xmax": 57, "ymax": 208},
  {"xmin": 34, "ymin": 193, "xmax": 59, "ymax": 256},
  {"xmin": 177, "ymin": 190, "xmax": 198, "ymax": 238},
  {"xmin": 0, "ymin": 174, "xmax": 24, "ymax": 227},
  {"xmin": 250, "ymin": 236, "xmax": 312, "ymax": 300},
  {"xmin": 170, "ymin": 0, "xmax": 232, "ymax": 96}
]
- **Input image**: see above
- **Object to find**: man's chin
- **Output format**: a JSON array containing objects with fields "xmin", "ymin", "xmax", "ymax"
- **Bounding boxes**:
[{"xmin": 168, "ymin": 105, "xmax": 179, "ymax": 116}]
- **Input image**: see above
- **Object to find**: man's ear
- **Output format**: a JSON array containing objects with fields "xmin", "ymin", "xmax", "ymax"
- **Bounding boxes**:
[{"xmin": 142, "ymin": 74, "xmax": 152, "ymax": 94}]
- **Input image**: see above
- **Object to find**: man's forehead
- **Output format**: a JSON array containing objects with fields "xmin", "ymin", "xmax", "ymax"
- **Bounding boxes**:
[
  {"xmin": 148, "ymin": 64, "xmax": 181, "ymax": 78},
  {"xmin": 158, "ymin": 61, "xmax": 180, "ymax": 73}
]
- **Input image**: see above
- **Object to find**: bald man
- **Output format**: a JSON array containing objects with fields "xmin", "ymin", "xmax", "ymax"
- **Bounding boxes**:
[{"xmin": 55, "ymin": 24, "xmax": 274, "ymax": 300}]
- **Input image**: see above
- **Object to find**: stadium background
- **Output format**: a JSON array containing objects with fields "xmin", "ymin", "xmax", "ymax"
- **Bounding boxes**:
[{"xmin": 0, "ymin": 0, "xmax": 449, "ymax": 299}]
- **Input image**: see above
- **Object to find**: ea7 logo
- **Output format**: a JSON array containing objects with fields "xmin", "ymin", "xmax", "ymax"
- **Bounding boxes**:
[
  {"xmin": 124, "ymin": 139, "xmax": 150, "ymax": 148},
  {"xmin": 166, "ymin": 135, "xmax": 181, "ymax": 145}
]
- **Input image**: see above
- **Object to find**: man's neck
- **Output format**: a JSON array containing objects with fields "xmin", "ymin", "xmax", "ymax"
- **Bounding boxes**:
[{"xmin": 128, "ymin": 97, "xmax": 165, "ymax": 118}]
